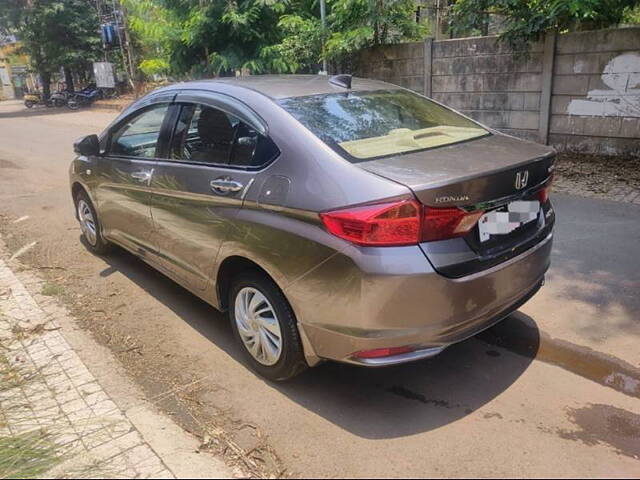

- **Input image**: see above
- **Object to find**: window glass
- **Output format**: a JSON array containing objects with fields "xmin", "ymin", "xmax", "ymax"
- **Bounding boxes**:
[
  {"xmin": 110, "ymin": 104, "xmax": 169, "ymax": 158},
  {"xmin": 278, "ymin": 89, "xmax": 489, "ymax": 161},
  {"xmin": 171, "ymin": 104, "xmax": 237, "ymax": 165},
  {"xmin": 171, "ymin": 103, "xmax": 279, "ymax": 168}
]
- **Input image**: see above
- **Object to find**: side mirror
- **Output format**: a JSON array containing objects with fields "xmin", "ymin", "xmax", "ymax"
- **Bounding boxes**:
[{"xmin": 74, "ymin": 134, "xmax": 100, "ymax": 156}]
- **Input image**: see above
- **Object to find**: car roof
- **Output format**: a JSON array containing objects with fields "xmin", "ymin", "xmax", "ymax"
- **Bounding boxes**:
[{"xmin": 158, "ymin": 74, "xmax": 400, "ymax": 100}]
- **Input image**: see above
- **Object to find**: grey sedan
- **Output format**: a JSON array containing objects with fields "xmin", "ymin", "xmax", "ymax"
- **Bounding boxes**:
[{"xmin": 70, "ymin": 74, "xmax": 555, "ymax": 380}]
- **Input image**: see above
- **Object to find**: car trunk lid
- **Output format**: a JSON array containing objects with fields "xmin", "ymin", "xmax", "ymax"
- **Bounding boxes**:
[
  {"xmin": 358, "ymin": 134, "xmax": 556, "ymax": 277},
  {"xmin": 359, "ymin": 134, "xmax": 555, "ymax": 207}
]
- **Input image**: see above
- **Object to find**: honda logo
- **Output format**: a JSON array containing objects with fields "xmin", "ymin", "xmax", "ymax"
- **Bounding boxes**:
[{"xmin": 515, "ymin": 170, "xmax": 529, "ymax": 190}]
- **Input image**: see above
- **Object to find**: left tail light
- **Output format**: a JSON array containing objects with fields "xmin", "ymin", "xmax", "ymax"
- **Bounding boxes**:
[
  {"xmin": 320, "ymin": 199, "xmax": 484, "ymax": 246},
  {"xmin": 319, "ymin": 200, "xmax": 421, "ymax": 247}
]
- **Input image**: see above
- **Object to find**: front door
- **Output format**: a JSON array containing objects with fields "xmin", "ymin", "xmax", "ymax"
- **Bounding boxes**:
[
  {"xmin": 149, "ymin": 97, "xmax": 275, "ymax": 290},
  {"xmin": 96, "ymin": 102, "xmax": 171, "ymax": 257}
]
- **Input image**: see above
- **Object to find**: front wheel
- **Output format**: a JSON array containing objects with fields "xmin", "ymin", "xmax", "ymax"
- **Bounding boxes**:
[
  {"xmin": 74, "ymin": 191, "xmax": 112, "ymax": 254},
  {"xmin": 67, "ymin": 99, "xmax": 80, "ymax": 110},
  {"xmin": 25, "ymin": 101, "xmax": 34, "ymax": 108},
  {"xmin": 229, "ymin": 271, "xmax": 307, "ymax": 381}
]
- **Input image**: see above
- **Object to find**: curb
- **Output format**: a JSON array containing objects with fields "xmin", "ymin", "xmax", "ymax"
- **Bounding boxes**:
[{"xmin": 0, "ymin": 237, "xmax": 233, "ymax": 478}]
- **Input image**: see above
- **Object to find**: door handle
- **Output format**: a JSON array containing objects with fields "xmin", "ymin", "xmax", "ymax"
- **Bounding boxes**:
[
  {"xmin": 210, "ymin": 179, "xmax": 244, "ymax": 193},
  {"xmin": 131, "ymin": 170, "xmax": 153, "ymax": 184}
]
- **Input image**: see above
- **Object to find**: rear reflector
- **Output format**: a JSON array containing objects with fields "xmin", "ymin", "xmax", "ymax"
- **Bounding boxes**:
[
  {"xmin": 321, "ymin": 199, "xmax": 484, "ymax": 246},
  {"xmin": 353, "ymin": 346, "xmax": 415, "ymax": 359}
]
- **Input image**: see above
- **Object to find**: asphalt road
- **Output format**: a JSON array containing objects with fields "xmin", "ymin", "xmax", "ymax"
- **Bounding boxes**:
[{"xmin": 0, "ymin": 100, "xmax": 639, "ymax": 477}]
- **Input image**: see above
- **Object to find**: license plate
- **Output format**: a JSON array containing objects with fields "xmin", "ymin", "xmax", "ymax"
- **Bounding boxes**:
[{"xmin": 478, "ymin": 200, "xmax": 540, "ymax": 242}]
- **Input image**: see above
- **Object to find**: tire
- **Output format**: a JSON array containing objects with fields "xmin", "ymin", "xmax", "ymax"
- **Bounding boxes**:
[
  {"xmin": 67, "ymin": 99, "xmax": 80, "ymax": 110},
  {"xmin": 74, "ymin": 190, "xmax": 112, "ymax": 255},
  {"xmin": 54, "ymin": 98, "xmax": 66, "ymax": 107},
  {"xmin": 229, "ymin": 271, "xmax": 307, "ymax": 381},
  {"xmin": 25, "ymin": 101, "xmax": 34, "ymax": 108}
]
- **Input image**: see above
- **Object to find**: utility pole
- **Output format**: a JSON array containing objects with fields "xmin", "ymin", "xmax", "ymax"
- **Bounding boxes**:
[
  {"xmin": 320, "ymin": 0, "xmax": 327, "ymax": 74},
  {"xmin": 110, "ymin": 0, "xmax": 136, "ymax": 92}
]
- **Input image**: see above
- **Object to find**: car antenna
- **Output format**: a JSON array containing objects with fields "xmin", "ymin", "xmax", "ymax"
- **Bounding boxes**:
[{"xmin": 329, "ymin": 74, "xmax": 352, "ymax": 89}]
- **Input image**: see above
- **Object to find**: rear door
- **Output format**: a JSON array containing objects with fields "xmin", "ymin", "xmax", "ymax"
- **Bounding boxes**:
[
  {"xmin": 149, "ymin": 92, "xmax": 278, "ymax": 290},
  {"xmin": 96, "ymin": 100, "xmax": 173, "ymax": 257}
]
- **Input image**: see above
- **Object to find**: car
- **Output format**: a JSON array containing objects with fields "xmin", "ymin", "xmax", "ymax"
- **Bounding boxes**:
[{"xmin": 69, "ymin": 74, "xmax": 555, "ymax": 381}]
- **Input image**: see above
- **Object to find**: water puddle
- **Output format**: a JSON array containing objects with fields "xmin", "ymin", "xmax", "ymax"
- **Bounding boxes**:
[{"xmin": 478, "ymin": 313, "xmax": 640, "ymax": 399}]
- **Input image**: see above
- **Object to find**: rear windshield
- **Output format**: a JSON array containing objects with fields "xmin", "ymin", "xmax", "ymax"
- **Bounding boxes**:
[{"xmin": 278, "ymin": 89, "xmax": 489, "ymax": 161}]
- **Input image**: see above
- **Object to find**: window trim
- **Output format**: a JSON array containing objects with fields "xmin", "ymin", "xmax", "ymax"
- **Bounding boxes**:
[
  {"xmin": 163, "ymin": 101, "xmax": 280, "ymax": 172},
  {"xmin": 174, "ymin": 90, "xmax": 268, "ymax": 136}
]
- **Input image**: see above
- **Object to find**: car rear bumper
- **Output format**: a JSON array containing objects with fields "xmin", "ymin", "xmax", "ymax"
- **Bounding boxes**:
[{"xmin": 286, "ymin": 232, "xmax": 552, "ymax": 366}]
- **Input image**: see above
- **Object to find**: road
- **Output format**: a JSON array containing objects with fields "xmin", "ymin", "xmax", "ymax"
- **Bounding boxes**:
[{"xmin": 0, "ymin": 99, "xmax": 639, "ymax": 477}]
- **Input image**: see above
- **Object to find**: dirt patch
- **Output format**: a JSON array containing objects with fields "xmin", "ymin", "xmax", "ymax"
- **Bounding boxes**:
[
  {"xmin": 0, "ymin": 159, "xmax": 21, "ymax": 169},
  {"xmin": 0, "ymin": 216, "xmax": 287, "ymax": 479},
  {"xmin": 553, "ymin": 153, "xmax": 640, "ymax": 201}
]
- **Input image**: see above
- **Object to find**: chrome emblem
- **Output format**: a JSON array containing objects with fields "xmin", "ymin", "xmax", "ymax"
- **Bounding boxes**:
[
  {"xmin": 515, "ymin": 170, "xmax": 529, "ymax": 190},
  {"xmin": 435, "ymin": 194, "xmax": 470, "ymax": 204}
]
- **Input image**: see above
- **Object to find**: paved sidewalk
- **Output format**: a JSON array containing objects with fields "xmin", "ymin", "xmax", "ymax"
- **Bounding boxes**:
[{"xmin": 0, "ymin": 241, "xmax": 231, "ymax": 478}]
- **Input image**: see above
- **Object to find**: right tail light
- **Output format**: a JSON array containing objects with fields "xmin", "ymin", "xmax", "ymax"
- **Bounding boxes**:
[{"xmin": 538, "ymin": 174, "xmax": 554, "ymax": 204}]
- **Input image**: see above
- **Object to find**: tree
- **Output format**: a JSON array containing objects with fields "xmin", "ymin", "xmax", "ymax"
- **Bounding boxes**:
[
  {"xmin": 450, "ymin": 0, "xmax": 640, "ymax": 50},
  {"xmin": 0, "ymin": 0, "xmax": 101, "ymax": 96},
  {"xmin": 260, "ymin": 0, "xmax": 429, "ymax": 73},
  {"xmin": 123, "ymin": 0, "xmax": 427, "ymax": 77},
  {"xmin": 325, "ymin": 0, "xmax": 427, "ymax": 68}
]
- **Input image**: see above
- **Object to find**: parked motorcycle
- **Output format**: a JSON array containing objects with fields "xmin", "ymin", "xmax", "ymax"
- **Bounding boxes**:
[
  {"xmin": 24, "ymin": 91, "xmax": 54, "ymax": 109},
  {"xmin": 66, "ymin": 84, "xmax": 101, "ymax": 110},
  {"xmin": 49, "ymin": 89, "xmax": 71, "ymax": 107}
]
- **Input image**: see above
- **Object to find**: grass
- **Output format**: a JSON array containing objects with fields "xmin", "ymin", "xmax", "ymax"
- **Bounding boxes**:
[
  {"xmin": 0, "ymin": 431, "xmax": 60, "ymax": 479},
  {"xmin": 0, "ymin": 350, "xmax": 63, "ymax": 479},
  {"xmin": 41, "ymin": 283, "xmax": 65, "ymax": 297}
]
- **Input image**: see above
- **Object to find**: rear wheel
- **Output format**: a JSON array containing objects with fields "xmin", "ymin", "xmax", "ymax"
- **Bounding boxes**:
[
  {"xmin": 25, "ymin": 101, "xmax": 34, "ymax": 108},
  {"xmin": 229, "ymin": 271, "xmax": 307, "ymax": 381},
  {"xmin": 67, "ymin": 99, "xmax": 80, "ymax": 110},
  {"xmin": 74, "ymin": 191, "xmax": 112, "ymax": 254}
]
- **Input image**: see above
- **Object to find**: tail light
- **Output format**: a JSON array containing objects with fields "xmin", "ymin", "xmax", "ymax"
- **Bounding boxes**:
[
  {"xmin": 319, "ymin": 200, "xmax": 421, "ymax": 247},
  {"xmin": 320, "ymin": 199, "xmax": 483, "ymax": 246},
  {"xmin": 538, "ymin": 174, "xmax": 554, "ymax": 203},
  {"xmin": 421, "ymin": 207, "xmax": 484, "ymax": 242}
]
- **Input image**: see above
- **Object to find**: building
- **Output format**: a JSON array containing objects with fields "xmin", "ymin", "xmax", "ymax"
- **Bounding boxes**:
[{"xmin": 0, "ymin": 36, "xmax": 34, "ymax": 100}]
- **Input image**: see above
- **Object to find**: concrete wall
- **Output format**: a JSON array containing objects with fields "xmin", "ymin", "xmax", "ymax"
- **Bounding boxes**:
[
  {"xmin": 355, "ymin": 27, "xmax": 640, "ymax": 157},
  {"xmin": 550, "ymin": 29, "xmax": 640, "ymax": 156},
  {"xmin": 357, "ymin": 42, "xmax": 426, "ymax": 94},
  {"xmin": 430, "ymin": 36, "xmax": 544, "ymax": 142}
]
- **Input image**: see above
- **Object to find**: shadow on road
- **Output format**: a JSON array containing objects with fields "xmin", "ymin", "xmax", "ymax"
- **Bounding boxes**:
[
  {"xmin": 0, "ymin": 105, "xmax": 87, "ymax": 120},
  {"xmin": 93, "ymin": 242, "xmax": 541, "ymax": 440}
]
